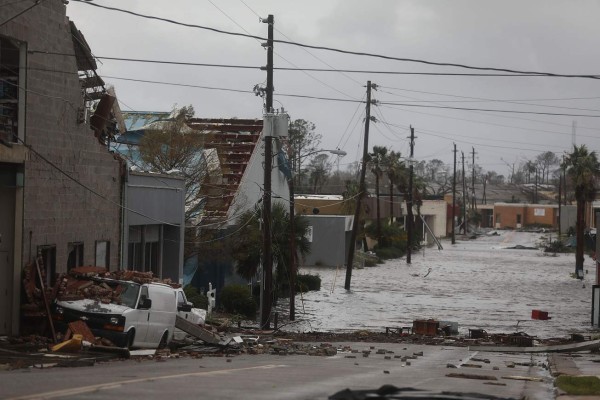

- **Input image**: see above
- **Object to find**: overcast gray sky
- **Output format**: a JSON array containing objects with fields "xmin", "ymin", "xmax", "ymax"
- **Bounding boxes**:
[{"xmin": 67, "ymin": 0, "xmax": 600, "ymax": 178}]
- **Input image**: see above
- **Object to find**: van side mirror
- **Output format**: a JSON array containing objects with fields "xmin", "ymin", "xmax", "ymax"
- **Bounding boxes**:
[
  {"xmin": 138, "ymin": 298, "xmax": 152, "ymax": 309},
  {"xmin": 178, "ymin": 303, "xmax": 192, "ymax": 312}
]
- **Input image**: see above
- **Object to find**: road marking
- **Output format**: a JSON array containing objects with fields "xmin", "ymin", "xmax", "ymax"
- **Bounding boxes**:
[{"xmin": 6, "ymin": 364, "xmax": 286, "ymax": 400}]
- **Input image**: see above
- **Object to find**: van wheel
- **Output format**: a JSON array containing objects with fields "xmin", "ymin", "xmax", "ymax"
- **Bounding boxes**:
[
  {"xmin": 126, "ymin": 330, "xmax": 135, "ymax": 349},
  {"xmin": 157, "ymin": 332, "xmax": 168, "ymax": 350}
]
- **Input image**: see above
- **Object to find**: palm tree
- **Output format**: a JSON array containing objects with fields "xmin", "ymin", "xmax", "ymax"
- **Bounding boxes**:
[
  {"xmin": 232, "ymin": 202, "xmax": 311, "ymax": 286},
  {"xmin": 384, "ymin": 151, "xmax": 404, "ymax": 223},
  {"xmin": 369, "ymin": 146, "xmax": 388, "ymax": 242},
  {"xmin": 564, "ymin": 145, "xmax": 600, "ymax": 277}
]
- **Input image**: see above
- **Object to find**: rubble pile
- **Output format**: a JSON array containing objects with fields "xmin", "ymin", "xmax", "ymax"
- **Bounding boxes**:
[{"xmin": 22, "ymin": 263, "xmax": 182, "ymax": 312}]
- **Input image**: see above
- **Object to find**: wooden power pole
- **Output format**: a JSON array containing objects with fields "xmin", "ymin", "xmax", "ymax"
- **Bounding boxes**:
[
  {"xmin": 345, "ymin": 81, "xmax": 374, "ymax": 290},
  {"xmin": 452, "ymin": 143, "xmax": 457, "ymax": 245},
  {"xmin": 261, "ymin": 14, "xmax": 274, "ymax": 329},
  {"xmin": 406, "ymin": 126, "xmax": 415, "ymax": 264}
]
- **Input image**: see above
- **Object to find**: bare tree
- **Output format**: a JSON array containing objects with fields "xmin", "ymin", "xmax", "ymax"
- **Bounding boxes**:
[
  {"xmin": 307, "ymin": 153, "xmax": 332, "ymax": 194},
  {"xmin": 288, "ymin": 119, "xmax": 321, "ymax": 187}
]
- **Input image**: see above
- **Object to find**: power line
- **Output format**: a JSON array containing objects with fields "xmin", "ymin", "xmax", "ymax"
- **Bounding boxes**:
[
  {"xmin": 16, "ymin": 137, "xmax": 181, "ymax": 227},
  {"xmin": 0, "ymin": 0, "xmax": 45, "ymax": 27},
  {"xmin": 378, "ymin": 86, "xmax": 600, "ymax": 113},
  {"xmin": 69, "ymin": 0, "xmax": 600, "ymax": 80},
  {"xmin": 379, "ymin": 101, "xmax": 600, "ymax": 118},
  {"xmin": 205, "ymin": 0, "xmax": 358, "ymax": 101},
  {"xmin": 28, "ymin": 50, "xmax": 600, "ymax": 79},
  {"xmin": 378, "ymin": 103, "xmax": 600, "ymax": 140}
]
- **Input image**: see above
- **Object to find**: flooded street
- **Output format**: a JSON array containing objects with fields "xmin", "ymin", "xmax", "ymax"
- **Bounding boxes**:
[{"xmin": 291, "ymin": 231, "xmax": 597, "ymax": 339}]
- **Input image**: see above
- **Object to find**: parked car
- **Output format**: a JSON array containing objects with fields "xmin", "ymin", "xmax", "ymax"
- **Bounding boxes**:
[{"xmin": 52, "ymin": 278, "xmax": 178, "ymax": 349}]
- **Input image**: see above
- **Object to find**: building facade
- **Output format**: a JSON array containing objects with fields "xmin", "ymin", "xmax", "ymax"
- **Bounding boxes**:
[{"xmin": 0, "ymin": 1, "xmax": 122, "ymax": 335}]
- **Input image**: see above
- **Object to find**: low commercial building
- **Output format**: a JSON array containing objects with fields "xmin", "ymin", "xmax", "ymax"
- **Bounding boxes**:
[{"xmin": 493, "ymin": 203, "xmax": 559, "ymax": 229}]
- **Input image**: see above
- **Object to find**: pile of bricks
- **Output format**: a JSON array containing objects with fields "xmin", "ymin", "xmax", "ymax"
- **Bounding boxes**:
[{"xmin": 55, "ymin": 267, "xmax": 180, "ymax": 304}]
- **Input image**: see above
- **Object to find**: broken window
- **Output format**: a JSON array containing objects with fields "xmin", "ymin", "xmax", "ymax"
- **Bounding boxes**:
[
  {"xmin": 95, "ymin": 240, "xmax": 110, "ymax": 269},
  {"xmin": 0, "ymin": 35, "xmax": 22, "ymax": 146},
  {"xmin": 67, "ymin": 242, "xmax": 84, "ymax": 271},
  {"xmin": 38, "ymin": 245, "xmax": 56, "ymax": 287}
]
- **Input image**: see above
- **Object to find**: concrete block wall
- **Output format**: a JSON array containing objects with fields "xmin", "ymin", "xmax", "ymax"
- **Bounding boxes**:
[{"xmin": 1, "ymin": 0, "xmax": 122, "ymax": 271}]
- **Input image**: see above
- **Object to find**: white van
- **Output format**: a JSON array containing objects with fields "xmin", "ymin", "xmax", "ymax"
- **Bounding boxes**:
[{"xmin": 53, "ymin": 279, "xmax": 178, "ymax": 349}]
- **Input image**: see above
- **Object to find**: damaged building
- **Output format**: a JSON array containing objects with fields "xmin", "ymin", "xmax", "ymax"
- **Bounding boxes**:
[{"xmin": 0, "ymin": 0, "xmax": 122, "ymax": 335}]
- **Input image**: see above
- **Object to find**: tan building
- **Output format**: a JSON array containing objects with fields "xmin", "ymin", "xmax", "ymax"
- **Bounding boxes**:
[{"xmin": 493, "ymin": 203, "xmax": 558, "ymax": 229}]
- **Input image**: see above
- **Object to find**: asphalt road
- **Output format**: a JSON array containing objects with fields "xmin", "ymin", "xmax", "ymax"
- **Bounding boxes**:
[{"xmin": 1, "ymin": 342, "xmax": 555, "ymax": 400}]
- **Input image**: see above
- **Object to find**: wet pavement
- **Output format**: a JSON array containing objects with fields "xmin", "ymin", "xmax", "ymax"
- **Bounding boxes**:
[{"xmin": 291, "ymin": 231, "xmax": 597, "ymax": 339}]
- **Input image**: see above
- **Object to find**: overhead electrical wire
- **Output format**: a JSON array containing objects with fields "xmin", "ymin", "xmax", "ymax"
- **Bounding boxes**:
[
  {"xmin": 0, "ymin": 0, "xmax": 45, "ymax": 27},
  {"xmin": 70, "ymin": 0, "xmax": 600, "ymax": 80},
  {"xmin": 377, "ymin": 86, "xmax": 600, "ymax": 113},
  {"xmin": 28, "ymin": 52, "xmax": 598, "ymax": 78},
  {"xmin": 16, "ymin": 136, "xmax": 182, "ymax": 227},
  {"xmin": 378, "ymin": 101, "xmax": 600, "ymax": 118},
  {"xmin": 205, "ymin": 0, "xmax": 359, "ymax": 101}
]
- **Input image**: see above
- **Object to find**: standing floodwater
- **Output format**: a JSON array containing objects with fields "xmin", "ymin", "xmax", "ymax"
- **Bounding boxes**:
[{"xmin": 290, "ymin": 231, "xmax": 596, "ymax": 338}]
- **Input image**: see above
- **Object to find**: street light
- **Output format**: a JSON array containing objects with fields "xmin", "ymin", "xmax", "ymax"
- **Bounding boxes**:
[{"xmin": 288, "ymin": 148, "xmax": 346, "ymax": 321}]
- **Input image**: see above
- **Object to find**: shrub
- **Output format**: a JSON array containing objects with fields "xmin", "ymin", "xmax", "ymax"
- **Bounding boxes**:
[
  {"xmin": 296, "ymin": 274, "xmax": 321, "ymax": 292},
  {"xmin": 544, "ymin": 240, "xmax": 570, "ymax": 254},
  {"xmin": 375, "ymin": 247, "xmax": 404, "ymax": 260},
  {"xmin": 353, "ymin": 251, "xmax": 380, "ymax": 268},
  {"xmin": 183, "ymin": 285, "xmax": 208, "ymax": 309},
  {"xmin": 365, "ymin": 222, "xmax": 408, "ymax": 250},
  {"xmin": 219, "ymin": 284, "xmax": 257, "ymax": 319}
]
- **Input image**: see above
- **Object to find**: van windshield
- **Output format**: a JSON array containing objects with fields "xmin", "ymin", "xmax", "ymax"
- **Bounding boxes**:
[{"xmin": 116, "ymin": 281, "xmax": 141, "ymax": 309}]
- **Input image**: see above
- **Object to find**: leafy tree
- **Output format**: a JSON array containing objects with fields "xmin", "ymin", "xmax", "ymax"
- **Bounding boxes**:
[
  {"xmin": 137, "ymin": 106, "xmax": 212, "ymax": 260},
  {"xmin": 564, "ymin": 145, "xmax": 600, "ymax": 277},
  {"xmin": 288, "ymin": 119, "xmax": 321, "ymax": 187},
  {"xmin": 231, "ymin": 202, "xmax": 311, "ymax": 290},
  {"xmin": 536, "ymin": 151, "xmax": 559, "ymax": 184}
]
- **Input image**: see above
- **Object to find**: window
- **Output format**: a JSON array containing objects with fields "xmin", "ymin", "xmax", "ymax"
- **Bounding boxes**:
[
  {"xmin": 495, "ymin": 214, "xmax": 501, "ymax": 224},
  {"xmin": 67, "ymin": 242, "xmax": 84, "ymax": 270},
  {"xmin": 95, "ymin": 240, "xmax": 110, "ymax": 268},
  {"xmin": 0, "ymin": 36, "xmax": 23, "ymax": 145},
  {"xmin": 38, "ymin": 245, "xmax": 56, "ymax": 287},
  {"xmin": 128, "ymin": 226, "xmax": 142, "ymax": 270},
  {"xmin": 145, "ymin": 242, "xmax": 159, "ymax": 275},
  {"xmin": 517, "ymin": 214, "xmax": 522, "ymax": 224},
  {"xmin": 177, "ymin": 290, "xmax": 187, "ymax": 308}
]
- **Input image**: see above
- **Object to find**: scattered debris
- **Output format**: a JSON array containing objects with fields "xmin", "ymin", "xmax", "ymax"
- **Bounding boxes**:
[
  {"xmin": 446, "ymin": 373, "xmax": 498, "ymax": 381},
  {"xmin": 501, "ymin": 375, "xmax": 544, "ymax": 382},
  {"xmin": 175, "ymin": 316, "xmax": 221, "ymax": 345},
  {"xmin": 531, "ymin": 310, "xmax": 551, "ymax": 320}
]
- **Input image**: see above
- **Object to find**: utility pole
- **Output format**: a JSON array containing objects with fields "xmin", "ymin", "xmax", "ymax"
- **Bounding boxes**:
[
  {"xmin": 260, "ymin": 14, "xmax": 274, "ymax": 329},
  {"xmin": 288, "ymin": 171, "xmax": 296, "ymax": 321},
  {"xmin": 471, "ymin": 147, "xmax": 476, "ymax": 211},
  {"xmin": 462, "ymin": 151, "xmax": 466, "ymax": 235},
  {"xmin": 452, "ymin": 143, "xmax": 457, "ymax": 245},
  {"xmin": 345, "ymin": 81, "xmax": 374, "ymax": 290},
  {"xmin": 562, "ymin": 156, "xmax": 567, "ymax": 206},
  {"xmin": 406, "ymin": 126, "xmax": 416, "ymax": 264},
  {"xmin": 533, "ymin": 166, "xmax": 538, "ymax": 204},
  {"xmin": 558, "ymin": 173, "xmax": 562, "ymax": 237}
]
